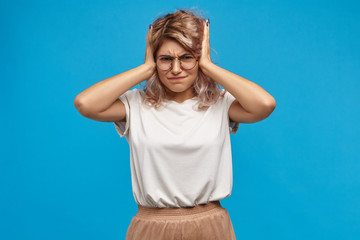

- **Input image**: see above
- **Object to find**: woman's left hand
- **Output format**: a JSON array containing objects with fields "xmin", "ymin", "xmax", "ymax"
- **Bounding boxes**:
[{"xmin": 199, "ymin": 19, "xmax": 212, "ymax": 70}]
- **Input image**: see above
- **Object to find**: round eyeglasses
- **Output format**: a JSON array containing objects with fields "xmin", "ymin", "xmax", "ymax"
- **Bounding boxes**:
[{"xmin": 156, "ymin": 54, "xmax": 198, "ymax": 71}]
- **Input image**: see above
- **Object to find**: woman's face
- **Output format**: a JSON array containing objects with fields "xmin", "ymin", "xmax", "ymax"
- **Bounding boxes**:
[{"xmin": 155, "ymin": 38, "xmax": 199, "ymax": 100}]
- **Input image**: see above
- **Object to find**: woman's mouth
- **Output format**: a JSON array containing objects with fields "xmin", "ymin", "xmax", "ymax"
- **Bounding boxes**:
[{"xmin": 168, "ymin": 76, "xmax": 186, "ymax": 81}]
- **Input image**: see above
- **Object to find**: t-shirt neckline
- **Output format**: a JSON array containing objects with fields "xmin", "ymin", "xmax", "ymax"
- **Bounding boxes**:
[{"xmin": 166, "ymin": 97, "xmax": 197, "ymax": 104}]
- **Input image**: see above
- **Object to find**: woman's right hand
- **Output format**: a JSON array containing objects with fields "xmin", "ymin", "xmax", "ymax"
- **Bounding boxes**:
[{"xmin": 144, "ymin": 25, "xmax": 156, "ymax": 72}]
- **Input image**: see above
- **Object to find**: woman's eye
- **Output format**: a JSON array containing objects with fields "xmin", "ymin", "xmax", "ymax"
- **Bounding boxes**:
[
  {"xmin": 160, "ymin": 57, "xmax": 171, "ymax": 61},
  {"xmin": 183, "ymin": 56, "xmax": 193, "ymax": 59}
]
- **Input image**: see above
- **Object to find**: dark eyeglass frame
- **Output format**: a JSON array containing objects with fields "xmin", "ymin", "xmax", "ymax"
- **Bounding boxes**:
[{"xmin": 156, "ymin": 54, "xmax": 199, "ymax": 71}]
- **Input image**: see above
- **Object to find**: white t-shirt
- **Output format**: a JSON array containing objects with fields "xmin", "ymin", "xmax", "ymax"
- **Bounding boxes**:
[{"xmin": 113, "ymin": 88, "xmax": 239, "ymax": 208}]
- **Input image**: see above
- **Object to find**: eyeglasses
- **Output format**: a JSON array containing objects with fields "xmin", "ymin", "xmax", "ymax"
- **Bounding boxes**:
[{"xmin": 156, "ymin": 54, "xmax": 198, "ymax": 71}]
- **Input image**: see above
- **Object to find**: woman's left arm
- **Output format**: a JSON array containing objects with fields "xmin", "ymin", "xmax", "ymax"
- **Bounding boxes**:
[{"xmin": 200, "ymin": 20, "xmax": 276, "ymax": 123}]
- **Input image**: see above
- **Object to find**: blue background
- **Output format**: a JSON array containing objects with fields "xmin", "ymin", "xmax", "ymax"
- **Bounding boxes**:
[{"xmin": 2, "ymin": 0, "xmax": 359, "ymax": 239}]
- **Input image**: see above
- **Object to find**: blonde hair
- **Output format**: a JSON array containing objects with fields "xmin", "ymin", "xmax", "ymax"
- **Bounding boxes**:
[{"xmin": 140, "ymin": 8, "xmax": 225, "ymax": 111}]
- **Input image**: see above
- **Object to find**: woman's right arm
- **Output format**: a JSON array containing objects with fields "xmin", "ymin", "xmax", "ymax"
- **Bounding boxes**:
[{"xmin": 74, "ymin": 26, "xmax": 155, "ymax": 122}]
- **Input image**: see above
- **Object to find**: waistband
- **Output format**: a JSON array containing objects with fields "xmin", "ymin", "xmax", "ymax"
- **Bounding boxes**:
[{"xmin": 136, "ymin": 201, "xmax": 223, "ymax": 217}]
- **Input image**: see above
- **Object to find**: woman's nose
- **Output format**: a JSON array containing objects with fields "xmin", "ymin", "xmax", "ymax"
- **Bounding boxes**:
[{"xmin": 171, "ymin": 58, "xmax": 182, "ymax": 74}]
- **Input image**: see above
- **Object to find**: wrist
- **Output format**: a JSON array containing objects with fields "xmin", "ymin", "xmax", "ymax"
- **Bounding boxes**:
[
  {"xmin": 141, "ymin": 63, "xmax": 156, "ymax": 78},
  {"xmin": 199, "ymin": 61, "xmax": 215, "ymax": 75}
]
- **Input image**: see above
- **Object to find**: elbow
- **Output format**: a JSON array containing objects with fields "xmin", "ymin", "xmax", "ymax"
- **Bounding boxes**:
[
  {"xmin": 74, "ymin": 95, "xmax": 85, "ymax": 112},
  {"xmin": 74, "ymin": 96, "xmax": 81, "ymax": 110},
  {"xmin": 262, "ymin": 97, "xmax": 276, "ymax": 117},
  {"xmin": 248, "ymin": 97, "xmax": 276, "ymax": 117},
  {"xmin": 74, "ymin": 96, "xmax": 92, "ymax": 117},
  {"xmin": 267, "ymin": 98, "xmax": 276, "ymax": 110}
]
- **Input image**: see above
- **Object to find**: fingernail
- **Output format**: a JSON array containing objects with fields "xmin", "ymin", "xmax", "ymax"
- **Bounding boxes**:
[
  {"xmin": 149, "ymin": 24, "xmax": 152, "ymax": 29},
  {"xmin": 207, "ymin": 19, "xmax": 210, "ymax": 26}
]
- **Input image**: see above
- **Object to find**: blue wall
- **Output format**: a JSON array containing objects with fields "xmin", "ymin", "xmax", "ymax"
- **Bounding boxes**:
[{"xmin": 2, "ymin": 0, "xmax": 359, "ymax": 239}]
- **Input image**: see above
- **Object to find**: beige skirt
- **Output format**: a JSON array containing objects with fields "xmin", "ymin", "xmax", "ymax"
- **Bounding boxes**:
[{"xmin": 125, "ymin": 200, "xmax": 236, "ymax": 240}]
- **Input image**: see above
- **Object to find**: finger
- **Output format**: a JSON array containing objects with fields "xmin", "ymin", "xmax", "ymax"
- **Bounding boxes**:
[
  {"xmin": 203, "ymin": 21, "xmax": 208, "ymax": 42},
  {"xmin": 146, "ymin": 26, "xmax": 152, "ymax": 42},
  {"xmin": 203, "ymin": 21, "xmax": 208, "ymax": 44},
  {"xmin": 206, "ymin": 19, "xmax": 209, "ymax": 40}
]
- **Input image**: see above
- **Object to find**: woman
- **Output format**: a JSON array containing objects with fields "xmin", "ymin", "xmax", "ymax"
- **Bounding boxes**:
[{"xmin": 74, "ymin": 9, "xmax": 276, "ymax": 240}]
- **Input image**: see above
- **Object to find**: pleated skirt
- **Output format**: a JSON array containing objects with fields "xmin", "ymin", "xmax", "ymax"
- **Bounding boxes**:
[{"xmin": 125, "ymin": 200, "xmax": 236, "ymax": 240}]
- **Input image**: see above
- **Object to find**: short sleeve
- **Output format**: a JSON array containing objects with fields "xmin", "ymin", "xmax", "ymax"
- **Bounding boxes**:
[
  {"xmin": 223, "ymin": 90, "xmax": 240, "ymax": 134},
  {"xmin": 113, "ymin": 88, "xmax": 138, "ymax": 138}
]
